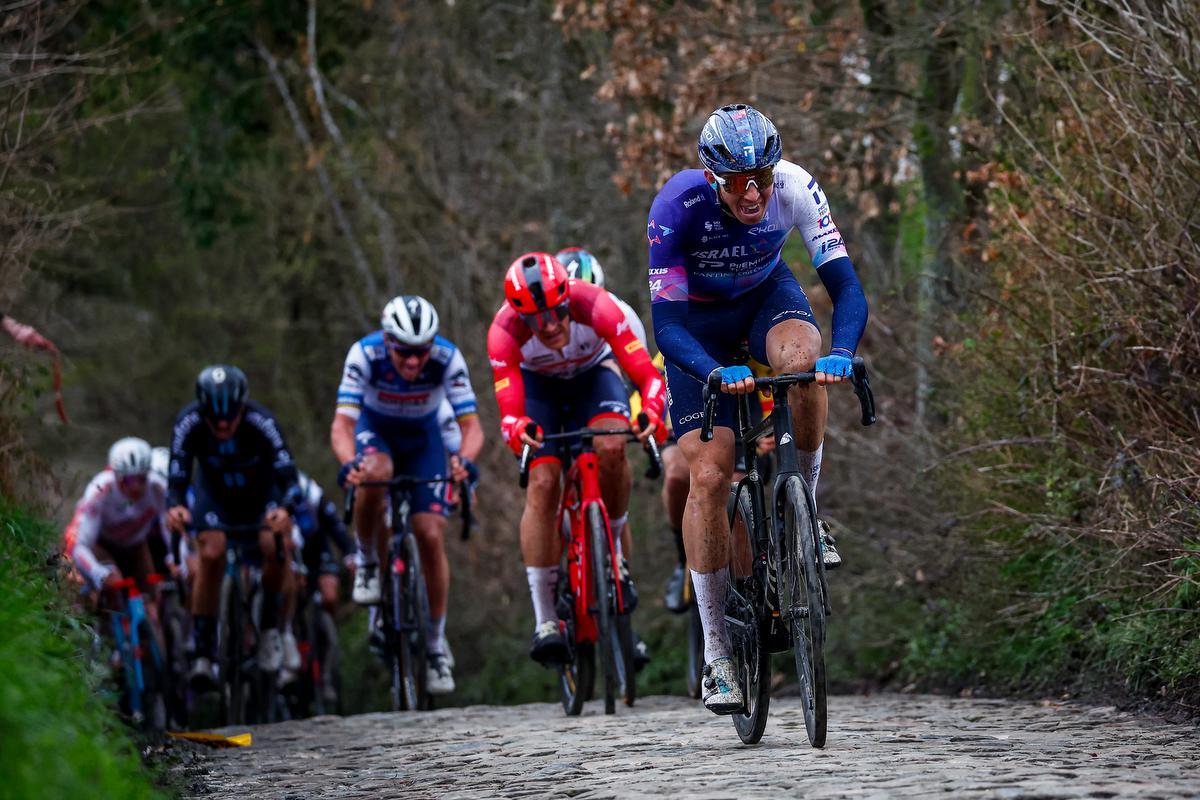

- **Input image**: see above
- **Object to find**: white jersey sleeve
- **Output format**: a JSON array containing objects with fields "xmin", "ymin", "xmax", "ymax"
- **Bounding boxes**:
[
  {"xmin": 442, "ymin": 347, "xmax": 478, "ymax": 418},
  {"xmin": 335, "ymin": 341, "xmax": 369, "ymax": 420},
  {"xmin": 71, "ymin": 474, "xmax": 109, "ymax": 584},
  {"xmin": 437, "ymin": 398, "xmax": 463, "ymax": 453},
  {"xmin": 773, "ymin": 159, "xmax": 850, "ymax": 269}
]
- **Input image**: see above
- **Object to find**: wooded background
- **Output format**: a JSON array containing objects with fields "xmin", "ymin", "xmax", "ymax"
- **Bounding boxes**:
[{"xmin": 3, "ymin": 0, "xmax": 1197, "ymax": 711}]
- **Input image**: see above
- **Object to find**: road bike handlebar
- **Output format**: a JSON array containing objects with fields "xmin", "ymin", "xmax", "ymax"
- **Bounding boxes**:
[
  {"xmin": 343, "ymin": 474, "xmax": 474, "ymax": 540},
  {"xmin": 517, "ymin": 415, "xmax": 663, "ymax": 489},
  {"xmin": 700, "ymin": 356, "xmax": 877, "ymax": 442}
]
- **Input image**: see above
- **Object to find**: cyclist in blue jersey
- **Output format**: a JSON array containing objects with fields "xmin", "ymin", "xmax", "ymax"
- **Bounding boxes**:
[
  {"xmin": 330, "ymin": 295, "xmax": 483, "ymax": 695},
  {"xmin": 647, "ymin": 103, "xmax": 868, "ymax": 714}
]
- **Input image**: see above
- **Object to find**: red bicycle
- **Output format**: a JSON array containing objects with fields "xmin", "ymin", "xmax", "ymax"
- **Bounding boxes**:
[{"xmin": 518, "ymin": 417, "xmax": 661, "ymax": 715}]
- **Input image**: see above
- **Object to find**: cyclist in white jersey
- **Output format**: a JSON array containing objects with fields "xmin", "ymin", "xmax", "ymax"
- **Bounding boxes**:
[{"xmin": 66, "ymin": 438, "xmax": 170, "ymax": 614}]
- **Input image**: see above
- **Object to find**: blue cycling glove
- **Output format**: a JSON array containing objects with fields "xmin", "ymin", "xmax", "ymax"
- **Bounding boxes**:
[
  {"xmin": 815, "ymin": 350, "xmax": 854, "ymax": 378},
  {"xmin": 719, "ymin": 365, "xmax": 753, "ymax": 384},
  {"xmin": 337, "ymin": 457, "xmax": 361, "ymax": 490}
]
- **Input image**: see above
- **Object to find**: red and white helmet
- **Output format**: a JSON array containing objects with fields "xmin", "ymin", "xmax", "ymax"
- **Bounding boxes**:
[{"xmin": 504, "ymin": 252, "xmax": 570, "ymax": 315}]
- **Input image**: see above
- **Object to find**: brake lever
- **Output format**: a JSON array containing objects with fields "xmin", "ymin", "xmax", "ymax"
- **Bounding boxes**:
[
  {"xmin": 851, "ymin": 357, "xmax": 877, "ymax": 426},
  {"xmin": 637, "ymin": 412, "xmax": 663, "ymax": 479}
]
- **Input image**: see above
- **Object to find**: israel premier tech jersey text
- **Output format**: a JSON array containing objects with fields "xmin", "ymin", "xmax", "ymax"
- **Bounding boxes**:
[{"xmin": 647, "ymin": 159, "xmax": 868, "ymax": 382}]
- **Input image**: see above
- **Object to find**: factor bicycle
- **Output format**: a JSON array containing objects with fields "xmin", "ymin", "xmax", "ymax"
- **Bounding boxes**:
[{"xmin": 700, "ymin": 357, "xmax": 875, "ymax": 746}]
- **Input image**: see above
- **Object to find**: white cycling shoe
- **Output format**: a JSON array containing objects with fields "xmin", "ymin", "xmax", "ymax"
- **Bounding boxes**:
[
  {"xmin": 426, "ymin": 653, "xmax": 456, "ymax": 695},
  {"xmin": 353, "ymin": 564, "xmax": 381, "ymax": 605},
  {"xmin": 818, "ymin": 519, "xmax": 842, "ymax": 570},
  {"xmin": 282, "ymin": 630, "xmax": 302, "ymax": 672},
  {"xmin": 258, "ymin": 629, "xmax": 284, "ymax": 673},
  {"xmin": 702, "ymin": 656, "xmax": 744, "ymax": 715}
]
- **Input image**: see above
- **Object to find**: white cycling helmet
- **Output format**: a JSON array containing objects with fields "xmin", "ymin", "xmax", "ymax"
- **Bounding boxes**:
[
  {"xmin": 150, "ymin": 446, "xmax": 170, "ymax": 479},
  {"xmin": 381, "ymin": 295, "xmax": 439, "ymax": 347},
  {"xmin": 108, "ymin": 437, "xmax": 153, "ymax": 477}
]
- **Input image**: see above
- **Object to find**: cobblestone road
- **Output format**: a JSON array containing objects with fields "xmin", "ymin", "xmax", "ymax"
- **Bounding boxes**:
[{"xmin": 175, "ymin": 694, "xmax": 1200, "ymax": 798}]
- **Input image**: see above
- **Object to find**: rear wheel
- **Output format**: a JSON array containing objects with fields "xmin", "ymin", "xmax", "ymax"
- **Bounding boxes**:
[
  {"xmin": 137, "ymin": 619, "xmax": 169, "ymax": 734},
  {"xmin": 556, "ymin": 571, "xmax": 594, "ymax": 715},
  {"xmin": 686, "ymin": 598, "xmax": 704, "ymax": 699},
  {"xmin": 780, "ymin": 475, "xmax": 827, "ymax": 748},
  {"xmin": 587, "ymin": 504, "xmax": 617, "ymax": 715},
  {"xmin": 613, "ymin": 614, "xmax": 637, "ymax": 707}
]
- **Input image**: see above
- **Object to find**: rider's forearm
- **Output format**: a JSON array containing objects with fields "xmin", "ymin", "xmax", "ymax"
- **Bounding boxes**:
[
  {"xmin": 330, "ymin": 411, "xmax": 358, "ymax": 464},
  {"xmin": 817, "ymin": 256, "xmax": 868, "ymax": 354},
  {"xmin": 652, "ymin": 300, "xmax": 721, "ymax": 382},
  {"xmin": 457, "ymin": 414, "xmax": 484, "ymax": 462}
]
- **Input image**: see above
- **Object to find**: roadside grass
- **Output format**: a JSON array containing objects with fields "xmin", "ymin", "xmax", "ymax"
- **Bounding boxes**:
[{"xmin": 0, "ymin": 498, "xmax": 166, "ymax": 800}]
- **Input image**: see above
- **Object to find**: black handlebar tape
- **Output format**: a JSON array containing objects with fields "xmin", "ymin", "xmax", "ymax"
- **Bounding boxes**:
[
  {"xmin": 700, "ymin": 369, "xmax": 723, "ymax": 443},
  {"xmin": 851, "ymin": 357, "xmax": 877, "ymax": 426},
  {"xmin": 342, "ymin": 485, "xmax": 356, "ymax": 526},
  {"xmin": 637, "ymin": 412, "xmax": 664, "ymax": 479},
  {"xmin": 518, "ymin": 421, "xmax": 538, "ymax": 489},
  {"xmin": 518, "ymin": 444, "xmax": 532, "ymax": 489},
  {"xmin": 460, "ymin": 480, "xmax": 473, "ymax": 541}
]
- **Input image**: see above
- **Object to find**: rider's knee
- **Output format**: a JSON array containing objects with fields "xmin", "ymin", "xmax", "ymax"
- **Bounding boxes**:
[
  {"xmin": 526, "ymin": 464, "xmax": 562, "ymax": 503},
  {"xmin": 196, "ymin": 533, "xmax": 226, "ymax": 565},
  {"xmin": 690, "ymin": 460, "xmax": 733, "ymax": 501},
  {"xmin": 595, "ymin": 440, "xmax": 628, "ymax": 470},
  {"xmin": 361, "ymin": 452, "xmax": 393, "ymax": 483},
  {"xmin": 769, "ymin": 322, "xmax": 822, "ymax": 373}
]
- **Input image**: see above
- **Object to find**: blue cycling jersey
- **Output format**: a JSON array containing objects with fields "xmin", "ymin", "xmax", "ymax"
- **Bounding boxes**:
[
  {"xmin": 647, "ymin": 160, "xmax": 868, "ymax": 381},
  {"xmin": 335, "ymin": 332, "xmax": 478, "ymax": 430}
]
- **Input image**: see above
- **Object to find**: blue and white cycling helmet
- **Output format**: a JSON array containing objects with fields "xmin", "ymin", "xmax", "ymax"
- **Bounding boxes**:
[{"xmin": 697, "ymin": 103, "xmax": 782, "ymax": 174}]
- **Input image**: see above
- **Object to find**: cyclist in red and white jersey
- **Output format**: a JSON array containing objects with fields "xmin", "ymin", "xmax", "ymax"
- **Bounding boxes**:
[
  {"xmin": 66, "ymin": 438, "xmax": 170, "ymax": 610},
  {"xmin": 489, "ymin": 252, "xmax": 666, "ymax": 664}
]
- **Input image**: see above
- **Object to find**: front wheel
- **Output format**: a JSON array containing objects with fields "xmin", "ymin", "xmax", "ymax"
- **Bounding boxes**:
[
  {"xmin": 780, "ymin": 475, "xmax": 827, "ymax": 748},
  {"xmin": 403, "ymin": 533, "xmax": 432, "ymax": 712},
  {"xmin": 728, "ymin": 484, "xmax": 770, "ymax": 744},
  {"xmin": 587, "ymin": 504, "xmax": 617, "ymax": 715},
  {"xmin": 218, "ymin": 573, "xmax": 246, "ymax": 726}
]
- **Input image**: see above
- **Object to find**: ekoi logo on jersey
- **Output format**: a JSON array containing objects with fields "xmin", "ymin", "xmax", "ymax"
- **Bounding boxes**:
[
  {"xmin": 494, "ymin": 377, "xmax": 511, "ymax": 392},
  {"xmin": 624, "ymin": 339, "xmax": 645, "ymax": 354}
]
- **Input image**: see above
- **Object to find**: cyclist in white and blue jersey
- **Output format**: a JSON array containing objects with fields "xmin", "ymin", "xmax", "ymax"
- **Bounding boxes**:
[
  {"xmin": 330, "ymin": 295, "xmax": 483, "ymax": 694},
  {"xmin": 647, "ymin": 104, "xmax": 869, "ymax": 714}
]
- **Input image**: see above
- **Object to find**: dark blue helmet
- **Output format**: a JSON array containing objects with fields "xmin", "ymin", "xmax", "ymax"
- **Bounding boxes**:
[
  {"xmin": 696, "ymin": 104, "xmax": 782, "ymax": 174},
  {"xmin": 195, "ymin": 364, "xmax": 248, "ymax": 422}
]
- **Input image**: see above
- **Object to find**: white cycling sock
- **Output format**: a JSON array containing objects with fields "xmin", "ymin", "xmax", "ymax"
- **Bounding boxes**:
[
  {"xmin": 526, "ymin": 565, "xmax": 559, "ymax": 628},
  {"xmin": 610, "ymin": 513, "xmax": 628, "ymax": 561},
  {"xmin": 797, "ymin": 442, "xmax": 824, "ymax": 500},
  {"xmin": 691, "ymin": 567, "xmax": 732, "ymax": 663},
  {"xmin": 426, "ymin": 615, "xmax": 447, "ymax": 656}
]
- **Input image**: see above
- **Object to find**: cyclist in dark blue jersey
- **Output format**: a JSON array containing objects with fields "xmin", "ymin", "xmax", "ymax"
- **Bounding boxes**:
[
  {"xmin": 166, "ymin": 364, "xmax": 303, "ymax": 690},
  {"xmin": 647, "ymin": 103, "xmax": 869, "ymax": 714}
]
